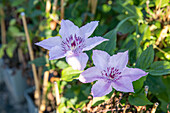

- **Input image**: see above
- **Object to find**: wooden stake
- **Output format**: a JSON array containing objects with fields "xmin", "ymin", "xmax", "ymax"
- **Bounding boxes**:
[
  {"xmin": 91, "ymin": 0, "xmax": 98, "ymax": 15},
  {"xmin": 88, "ymin": 0, "xmax": 91, "ymax": 10},
  {"xmin": 151, "ymin": 102, "xmax": 159, "ymax": 113},
  {"xmin": 61, "ymin": 0, "xmax": 64, "ymax": 20},
  {"xmin": 40, "ymin": 71, "xmax": 49, "ymax": 112},
  {"xmin": 52, "ymin": 0, "xmax": 58, "ymax": 14},
  {"xmin": 46, "ymin": 0, "xmax": 51, "ymax": 13},
  {"xmin": 21, "ymin": 12, "xmax": 40, "ymax": 104},
  {"xmin": 0, "ymin": 8, "xmax": 6, "ymax": 44},
  {"xmin": 54, "ymin": 81, "xmax": 60, "ymax": 112}
]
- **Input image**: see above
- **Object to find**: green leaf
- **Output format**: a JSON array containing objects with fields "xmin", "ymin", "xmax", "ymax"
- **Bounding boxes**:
[
  {"xmin": 9, "ymin": 19, "xmax": 16, "ymax": 26},
  {"xmin": 92, "ymin": 96, "xmax": 109, "ymax": 106},
  {"xmin": 148, "ymin": 61, "xmax": 170, "ymax": 76},
  {"xmin": 139, "ymin": 24, "xmax": 151, "ymax": 41},
  {"xmin": 162, "ymin": 76, "xmax": 170, "ymax": 102},
  {"xmin": 29, "ymin": 56, "xmax": 47, "ymax": 66},
  {"xmin": 11, "ymin": 0, "xmax": 25, "ymax": 7},
  {"xmin": 136, "ymin": 45, "xmax": 154, "ymax": 69},
  {"xmin": 145, "ymin": 75, "xmax": 169, "ymax": 111},
  {"xmin": 56, "ymin": 60, "xmax": 68, "ymax": 69},
  {"xmin": 61, "ymin": 67, "xmax": 82, "ymax": 82},
  {"xmin": 66, "ymin": 101, "xmax": 74, "ymax": 108},
  {"xmin": 6, "ymin": 43, "xmax": 17, "ymax": 58},
  {"xmin": 128, "ymin": 90, "xmax": 153, "ymax": 106},
  {"xmin": 145, "ymin": 75, "xmax": 168, "ymax": 101},
  {"xmin": 58, "ymin": 103, "xmax": 67, "ymax": 113},
  {"xmin": 155, "ymin": 0, "xmax": 169, "ymax": 8},
  {"xmin": 133, "ymin": 76, "xmax": 147, "ymax": 93},
  {"xmin": 75, "ymin": 100, "xmax": 88, "ymax": 109},
  {"xmin": 97, "ymin": 16, "xmax": 136, "ymax": 55},
  {"xmin": 0, "ymin": 44, "xmax": 7, "ymax": 58}
]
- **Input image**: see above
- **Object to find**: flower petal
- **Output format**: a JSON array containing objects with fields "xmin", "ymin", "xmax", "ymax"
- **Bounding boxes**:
[
  {"xmin": 83, "ymin": 36, "xmax": 109, "ymax": 51},
  {"xmin": 79, "ymin": 67, "xmax": 104, "ymax": 83},
  {"xmin": 92, "ymin": 50, "xmax": 110, "ymax": 70},
  {"xmin": 109, "ymin": 51, "xmax": 128, "ymax": 70},
  {"xmin": 112, "ymin": 77, "xmax": 134, "ymax": 92},
  {"xmin": 80, "ymin": 21, "xmax": 98, "ymax": 38},
  {"xmin": 66, "ymin": 53, "xmax": 88, "ymax": 70},
  {"xmin": 35, "ymin": 36, "xmax": 62, "ymax": 50},
  {"xmin": 59, "ymin": 19, "xmax": 79, "ymax": 39},
  {"xmin": 91, "ymin": 79, "xmax": 112, "ymax": 97},
  {"xmin": 121, "ymin": 67, "xmax": 148, "ymax": 82},
  {"xmin": 49, "ymin": 46, "xmax": 66, "ymax": 60}
]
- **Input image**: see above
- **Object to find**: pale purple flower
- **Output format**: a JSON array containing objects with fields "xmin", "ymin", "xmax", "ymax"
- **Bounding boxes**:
[
  {"xmin": 35, "ymin": 20, "xmax": 108, "ymax": 70},
  {"xmin": 79, "ymin": 50, "xmax": 148, "ymax": 97}
]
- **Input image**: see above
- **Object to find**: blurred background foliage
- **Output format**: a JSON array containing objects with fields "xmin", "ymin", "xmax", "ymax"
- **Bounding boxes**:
[{"xmin": 0, "ymin": 0, "xmax": 170, "ymax": 112}]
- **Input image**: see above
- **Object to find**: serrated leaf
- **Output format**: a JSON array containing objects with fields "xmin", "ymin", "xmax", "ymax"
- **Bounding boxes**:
[
  {"xmin": 128, "ymin": 90, "xmax": 152, "ymax": 106},
  {"xmin": 148, "ymin": 61, "xmax": 170, "ymax": 76},
  {"xmin": 61, "ymin": 67, "xmax": 82, "ymax": 82},
  {"xmin": 136, "ymin": 45, "xmax": 154, "ymax": 69}
]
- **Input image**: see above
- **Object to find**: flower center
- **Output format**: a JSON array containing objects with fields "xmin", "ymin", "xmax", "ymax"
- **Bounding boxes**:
[
  {"xmin": 101, "ymin": 67, "xmax": 122, "ymax": 81},
  {"xmin": 61, "ymin": 34, "xmax": 85, "ymax": 54}
]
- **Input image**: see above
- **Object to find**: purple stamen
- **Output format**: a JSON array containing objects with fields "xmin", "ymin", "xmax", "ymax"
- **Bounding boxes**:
[
  {"xmin": 61, "ymin": 34, "xmax": 86, "ymax": 54},
  {"xmin": 101, "ymin": 67, "xmax": 121, "ymax": 81}
]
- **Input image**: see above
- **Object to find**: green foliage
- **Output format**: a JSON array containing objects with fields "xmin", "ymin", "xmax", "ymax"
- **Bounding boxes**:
[
  {"xmin": 0, "ymin": 44, "xmax": 7, "ymax": 58},
  {"xmin": 6, "ymin": 42, "xmax": 17, "ymax": 58},
  {"xmin": 61, "ymin": 67, "xmax": 82, "ymax": 81},
  {"xmin": 29, "ymin": 56, "xmax": 47, "ymax": 66},
  {"xmin": 56, "ymin": 60, "xmax": 69, "ymax": 69},
  {"xmin": 149, "ymin": 61, "xmax": 170, "ymax": 76},
  {"xmin": 1, "ymin": 0, "xmax": 170, "ymax": 112},
  {"xmin": 136, "ymin": 45, "xmax": 154, "ymax": 69},
  {"xmin": 145, "ymin": 75, "xmax": 170, "ymax": 111},
  {"xmin": 128, "ymin": 89, "xmax": 152, "ymax": 106},
  {"xmin": 97, "ymin": 16, "xmax": 136, "ymax": 55},
  {"xmin": 133, "ymin": 76, "xmax": 147, "ymax": 93}
]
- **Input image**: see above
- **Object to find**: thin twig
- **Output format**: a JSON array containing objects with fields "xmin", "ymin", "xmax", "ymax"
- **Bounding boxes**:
[{"xmin": 153, "ymin": 44, "xmax": 167, "ymax": 54}]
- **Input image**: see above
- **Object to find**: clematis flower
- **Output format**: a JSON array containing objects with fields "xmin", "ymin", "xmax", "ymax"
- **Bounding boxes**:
[
  {"xmin": 79, "ymin": 50, "xmax": 148, "ymax": 97},
  {"xmin": 35, "ymin": 20, "xmax": 108, "ymax": 70}
]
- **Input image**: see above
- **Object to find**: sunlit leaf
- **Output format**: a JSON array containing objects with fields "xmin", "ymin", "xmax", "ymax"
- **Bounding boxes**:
[
  {"xmin": 149, "ymin": 61, "xmax": 170, "ymax": 76},
  {"xmin": 61, "ymin": 67, "xmax": 82, "ymax": 81}
]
